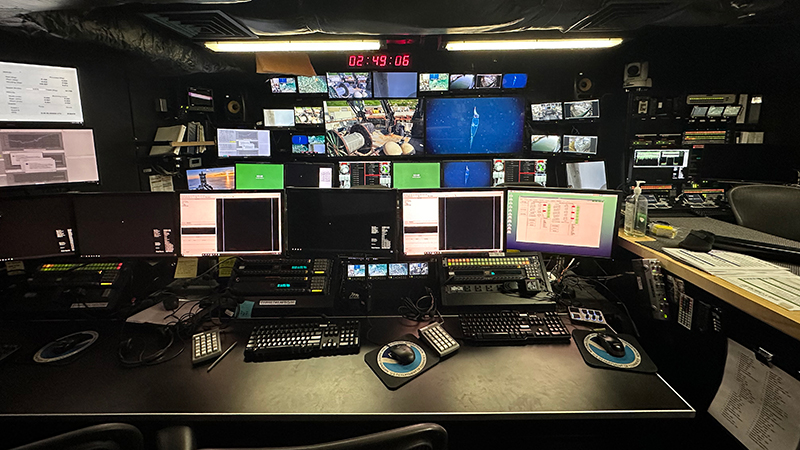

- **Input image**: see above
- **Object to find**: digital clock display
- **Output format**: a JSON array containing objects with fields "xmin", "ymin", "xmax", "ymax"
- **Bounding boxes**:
[{"xmin": 347, "ymin": 54, "xmax": 411, "ymax": 68}]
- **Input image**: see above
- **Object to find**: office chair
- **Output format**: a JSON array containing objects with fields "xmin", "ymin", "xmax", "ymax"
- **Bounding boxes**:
[
  {"xmin": 156, "ymin": 423, "xmax": 447, "ymax": 450},
  {"xmin": 728, "ymin": 184, "xmax": 800, "ymax": 242},
  {"xmin": 9, "ymin": 423, "xmax": 143, "ymax": 450}
]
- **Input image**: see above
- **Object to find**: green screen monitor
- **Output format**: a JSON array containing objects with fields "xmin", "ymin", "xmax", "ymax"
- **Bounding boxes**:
[
  {"xmin": 393, "ymin": 162, "xmax": 441, "ymax": 189},
  {"xmin": 235, "ymin": 163, "xmax": 284, "ymax": 190}
]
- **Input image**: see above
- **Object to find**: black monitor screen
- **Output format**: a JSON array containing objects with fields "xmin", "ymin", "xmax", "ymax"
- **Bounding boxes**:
[
  {"xmin": 286, "ymin": 188, "xmax": 396, "ymax": 255},
  {"xmin": 0, "ymin": 195, "xmax": 75, "ymax": 261},
  {"xmin": 73, "ymin": 193, "xmax": 177, "ymax": 258},
  {"xmin": 284, "ymin": 162, "xmax": 334, "ymax": 188}
]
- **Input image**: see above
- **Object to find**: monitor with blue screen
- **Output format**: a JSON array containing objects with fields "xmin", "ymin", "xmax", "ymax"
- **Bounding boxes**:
[
  {"xmin": 441, "ymin": 161, "xmax": 492, "ymax": 188},
  {"xmin": 425, "ymin": 97, "xmax": 525, "ymax": 155},
  {"xmin": 502, "ymin": 74, "xmax": 527, "ymax": 89}
]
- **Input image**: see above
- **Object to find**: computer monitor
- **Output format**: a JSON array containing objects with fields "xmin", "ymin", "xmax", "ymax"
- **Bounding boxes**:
[
  {"xmin": 441, "ymin": 161, "xmax": 492, "ymax": 188},
  {"xmin": 476, "ymin": 74, "xmax": 501, "ymax": 89},
  {"xmin": 293, "ymin": 106, "xmax": 323, "ymax": 125},
  {"xmin": 186, "ymin": 166, "xmax": 235, "ymax": 190},
  {"xmin": 73, "ymin": 193, "xmax": 178, "ymax": 258},
  {"xmin": 324, "ymin": 100, "xmax": 423, "ymax": 156},
  {"xmin": 372, "ymin": 72, "xmax": 417, "ymax": 98},
  {"xmin": 179, "ymin": 192, "xmax": 282, "ymax": 257},
  {"xmin": 502, "ymin": 73, "xmax": 527, "ymax": 89},
  {"xmin": 690, "ymin": 106, "xmax": 709, "ymax": 118},
  {"xmin": 706, "ymin": 106, "xmax": 725, "ymax": 118},
  {"xmin": 401, "ymin": 190, "xmax": 504, "ymax": 256},
  {"xmin": 269, "ymin": 77, "xmax": 297, "ymax": 94},
  {"xmin": 338, "ymin": 161, "xmax": 391, "ymax": 188},
  {"xmin": 566, "ymin": 161, "xmax": 607, "ymax": 189},
  {"xmin": 284, "ymin": 162, "xmax": 334, "ymax": 188},
  {"xmin": 0, "ymin": 129, "xmax": 99, "ymax": 188},
  {"xmin": 262, "ymin": 109, "xmax": 295, "ymax": 128},
  {"xmin": 563, "ymin": 135, "xmax": 598, "ymax": 154},
  {"xmin": 633, "ymin": 149, "xmax": 690, "ymax": 168},
  {"xmin": 393, "ymin": 162, "xmax": 441, "ymax": 189},
  {"xmin": 187, "ymin": 87, "xmax": 214, "ymax": 112},
  {"xmin": 506, "ymin": 188, "xmax": 620, "ymax": 258},
  {"xmin": 326, "ymin": 72, "xmax": 372, "ymax": 98},
  {"xmin": 291, "ymin": 135, "xmax": 326, "ymax": 155},
  {"xmin": 492, "ymin": 159, "xmax": 547, "ymax": 186},
  {"xmin": 530, "ymin": 102, "xmax": 563, "ymax": 121},
  {"xmin": 530, "ymin": 135, "xmax": 561, "ymax": 153},
  {"xmin": 419, "ymin": 73, "xmax": 449, "ymax": 92},
  {"xmin": 297, "ymin": 75, "xmax": 328, "ymax": 94},
  {"xmin": 0, "ymin": 195, "xmax": 75, "ymax": 261},
  {"xmin": 0, "ymin": 61, "xmax": 83, "ymax": 123},
  {"xmin": 217, "ymin": 129, "xmax": 271, "ymax": 158},
  {"xmin": 425, "ymin": 97, "xmax": 525, "ymax": 155},
  {"xmin": 449, "ymin": 74, "xmax": 475, "ymax": 89},
  {"xmin": 235, "ymin": 163, "xmax": 284, "ymax": 190},
  {"xmin": 564, "ymin": 100, "xmax": 600, "ymax": 119},
  {"xmin": 286, "ymin": 188, "xmax": 396, "ymax": 255}
]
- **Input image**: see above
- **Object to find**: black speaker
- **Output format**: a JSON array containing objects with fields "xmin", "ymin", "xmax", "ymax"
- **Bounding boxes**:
[
  {"xmin": 573, "ymin": 73, "xmax": 594, "ymax": 100},
  {"xmin": 221, "ymin": 93, "xmax": 245, "ymax": 122}
]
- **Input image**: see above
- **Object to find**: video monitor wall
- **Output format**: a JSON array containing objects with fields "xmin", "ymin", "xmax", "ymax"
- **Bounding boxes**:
[
  {"xmin": 326, "ymin": 72, "xmax": 372, "ymax": 99},
  {"xmin": 441, "ymin": 160, "xmax": 492, "ymax": 188},
  {"xmin": 0, "ymin": 129, "xmax": 99, "ymax": 188},
  {"xmin": 338, "ymin": 161, "xmax": 391, "ymax": 188},
  {"xmin": 425, "ymin": 97, "xmax": 525, "ymax": 155},
  {"xmin": 187, "ymin": 166, "xmax": 235, "ymax": 191},
  {"xmin": 324, "ymin": 100, "xmax": 422, "ymax": 157},
  {"xmin": 217, "ymin": 129, "xmax": 271, "ymax": 158}
]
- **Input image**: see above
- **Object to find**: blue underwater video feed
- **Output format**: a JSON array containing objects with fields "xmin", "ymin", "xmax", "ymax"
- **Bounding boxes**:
[
  {"xmin": 502, "ymin": 73, "xmax": 527, "ymax": 88},
  {"xmin": 441, "ymin": 161, "xmax": 492, "ymax": 188},
  {"xmin": 425, "ymin": 97, "xmax": 525, "ymax": 155}
]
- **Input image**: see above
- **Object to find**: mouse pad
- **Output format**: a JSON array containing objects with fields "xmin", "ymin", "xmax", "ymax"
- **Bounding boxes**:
[
  {"xmin": 573, "ymin": 330, "xmax": 657, "ymax": 374},
  {"xmin": 364, "ymin": 334, "xmax": 440, "ymax": 390}
]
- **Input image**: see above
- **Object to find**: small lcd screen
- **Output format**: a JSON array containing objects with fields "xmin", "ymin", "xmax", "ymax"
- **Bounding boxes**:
[
  {"xmin": 347, "ymin": 264, "xmax": 366, "ymax": 277},
  {"xmin": 284, "ymin": 162, "xmax": 334, "ymax": 188},
  {"xmin": 324, "ymin": 100, "xmax": 423, "ymax": 156},
  {"xmin": 530, "ymin": 135, "xmax": 561, "ymax": 153},
  {"xmin": 563, "ymin": 135, "xmax": 598, "ymax": 154},
  {"xmin": 633, "ymin": 149, "xmax": 689, "ymax": 168},
  {"xmin": 338, "ymin": 161, "xmax": 392, "ymax": 188},
  {"xmin": 502, "ymin": 73, "xmax": 528, "ymax": 89},
  {"xmin": 425, "ymin": 97, "xmax": 525, "ymax": 155},
  {"xmin": 270, "ymin": 77, "xmax": 297, "ymax": 94},
  {"xmin": 298, "ymin": 76, "xmax": 328, "ymax": 94},
  {"xmin": 188, "ymin": 87, "xmax": 213, "ymax": 109},
  {"xmin": 566, "ymin": 161, "xmax": 607, "ymax": 190},
  {"xmin": 326, "ymin": 72, "xmax": 372, "ymax": 99},
  {"xmin": 74, "ymin": 193, "xmax": 177, "ymax": 258},
  {"xmin": 235, "ymin": 163, "xmax": 284, "ymax": 190},
  {"xmin": 293, "ymin": 106, "xmax": 323, "ymax": 125},
  {"xmin": 492, "ymin": 159, "xmax": 547, "ymax": 187},
  {"xmin": 291, "ymin": 135, "xmax": 326, "ymax": 155},
  {"xmin": 476, "ymin": 74, "xmax": 502, "ymax": 89},
  {"xmin": 388, "ymin": 263, "xmax": 408, "ymax": 277},
  {"xmin": 372, "ymin": 72, "xmax": 418, "ymax": 98},
  {"xmin": 723, "ymin": 105, "xmax": 742, "ymax": 117},
  {"xmin": 564, "ymin": 100, "xmax": 600, "ymax": 119},
  {"xmin": 368, "ymin": 263, "xmax": 388, "ymax": 277},
  {"xmin": 441, "ymin": 161, "xmax": 492, "ymax": 188},
  {"xmin": 449, "ymin": 74, "xmax": 475, "ymax": 90},
  {"xmin": 409, "ymin": 262, "xmax": 429, "ymax": 276},
  {"xmin": 217, "ymin": 129, "xmax": 271, "ymax": 158},
  {"xmin": 263, "ymin": 109, "xmax": 295, "ymax": 127},
  {"xmin": 393, "ymin": 162, "xmax": 441, "ymax": 189},
  {"xmin": 707, "ymin": 106, "xmax": 725, "ymax": 118},
  {"xmin": 187, "ymin": 166, "xmax": 235, "ymax": 190},
  {"xmin": 506, "ymin": 188, "xmax": 620, "ymax": 258},
  {"xmin": 419, "ymin": 73, "xmax": 449, "ymax": 91},
  {"xmin": 531, "ymin": 103, "xmax": 563, "ymax": 121},
  {"xmin": 691, "ymin": 106, "xmax": 709, "ymax": 117},
  {"xmin": 0, "ymin": 195, "xmax": 75, "ymax": 261}
]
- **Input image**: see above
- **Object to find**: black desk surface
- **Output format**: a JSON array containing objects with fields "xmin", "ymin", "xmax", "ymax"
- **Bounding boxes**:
[{"xmin": 0, "ymin": 317, "xmax": 694, "ymax": 421}]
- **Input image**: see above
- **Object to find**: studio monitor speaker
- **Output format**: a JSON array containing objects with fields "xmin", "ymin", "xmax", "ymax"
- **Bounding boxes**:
[
  {"xmin": 574, "ymin": 73, "xmax": 594, "ymax": 99},
  {"xmin": 221, "ymin": 93, "xmax": 245, "ymax": 122},
  {"xmin": 623, "ymin": 62, "xmax": 652, "ymax": 89}
]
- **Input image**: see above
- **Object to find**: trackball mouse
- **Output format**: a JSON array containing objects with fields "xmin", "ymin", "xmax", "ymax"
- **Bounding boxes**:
[
  {"xmin": 388, "ymin": 343, "xmax": 416, "ymax": 365},
  {"xmin": 592, "ymin": 332, "xmax": 626, "ymax": 358}
]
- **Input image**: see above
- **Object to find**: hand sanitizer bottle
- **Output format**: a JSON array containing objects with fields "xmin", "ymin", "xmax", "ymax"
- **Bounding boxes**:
[{"xmin": 624, "ymin": 180, "xmax": 648, "ymax": 237}]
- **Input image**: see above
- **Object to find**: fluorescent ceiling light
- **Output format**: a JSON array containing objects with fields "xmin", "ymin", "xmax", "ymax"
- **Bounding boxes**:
[
  {"xmin": 205, "ymin": 40, "xmax": 381, "ymax": 52},
  {"xmin": 445, "ymin": 38, "xmax": 623, "ymax": 51}
]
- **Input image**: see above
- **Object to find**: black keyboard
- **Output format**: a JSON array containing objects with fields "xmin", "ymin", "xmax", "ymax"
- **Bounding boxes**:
[
  {"xmin": 244, "ymin": 319, "xmax": 361, "ymax": 362},
  {"xmin": 459, "ymin": 311, "xmax": 570, "ymax": 344}
]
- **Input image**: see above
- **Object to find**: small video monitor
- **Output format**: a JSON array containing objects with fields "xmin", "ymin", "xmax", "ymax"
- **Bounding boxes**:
[
  {"xmin": 401, "ymin": 190, "xmax": 504, "ymax": 256},
  {"xmin": 706, "ymin": 106, "xmax": 725, "ymax": 118},
  {"xmin": 179, "ymin": 192, "xmax": 282, "ymax": 257},
  {"xmin": 476, "ymin": 74, "xmax": 502, "ymax": 89},
  {"xmin": 347, "ymin": 264, "xmax": 366, "ymax": 278},
  {"xmin": 0, "ymin": 195, "xmax": 75, "ymax": 261},
  {"xmin": 187, "ymin": 166, "xmax": 235, "ymax": 190},
  {"xmin": 690, "ymin": 106, "xmax": 709, "ymax": 117},
  {"xmin": 441, "ymin": 161, "xmax": 492, "ymax": 188},
  {"xmin": 419, "ymin": 73, "xmax": 449, "ymax": 92},
  {"xmin": 633, "ymin": 149, "xmax": 689, "ymax": 168},
  {"xmin": 449, "ymin": 74, "xmax": 475, "ymax": 90},
  {"xmin": 393, "ymin": 162, "xmax": 441, "ymax": 189},
  {"xmin": 563, "ymin": 135, "xmax": 598, "ymax": 154},
  {"xmin": 293, "ymin": 106, "xmax": 323, "ymax": 125},
  {"xmin": 531, "ymin": 102, "xmax": 563, "ymax": 121},
  {"xmin": 235, "ymin": 163, "xmax": 284, "ymax": 190},
  {"xmin": 723, "ymin": 105, "xmax": 742, "ymax": 117},
  {"xmin": 530, "ymin": 135, "xmax": 562, "ymax": 153},
  {"xmin": 492, "ymin": 159, "xmax": 547, "ymax": 186},
  {"xmin": 263, "ymin": 109, "xmax": 295, "ymax": 127},
  {"xmin": 566, "ymin": 161, "xmax": 607, "ymax": 190},
  {"xmin": 291, "ymin": 135, "xmax": 326, "ymax": 155},
  {"xmin": 269, "ymin": 77, "xmax": 297, "ymax": 94},
  {"xmin": 74, "ymin": 193, "xmax": 178, "ymax": 258},
  {"xmin": 286, "ymin": 188, "xmax": 397, "ymax": 255},
  {"xmin": 297, "ymin": 75, "xmax": 328, "ymax": 94},
  {"xmin": 502, "ymin": 73, "xmax": 528, "ymax": 89},
  {"xmin": 324, "ymin": 100, "xmax": 423, "ymax": 156},
  {"xmin": 564, "ymin": 100, "xmax": 600, "ymax": 119},
  {"xmin": 284, "ymin": 162, "xmax": 333, "ymax": 188},
  {"xmin": 372, "ymin": 72, "xmax": 418, "ymax": 98},
  {"xmin": 506, "ymin": 188, "xmax": 621, "ymax": 258},
  {"xmin": 217, "ymin": 129, "xmax": 271, "ymax": 158},
  {"xmin": 338, "ymin": 161, "xmax": 391, "ymax": 188},
  {"xmin": 388, "ymin": 262, "xmax": 409, "ymax": 277},
  {"xmin": 368, "ymin": 263, "xmax": 388, "ymax": 277},
  {"xmin": 326, "ymin": 72, "xmax": 372, "ymax": 99},
  {"xmin": 409, "ymin": 262, "xmax": 429, "ymax": 276},
  {"xmin": 188, "ymin": 87, "xmax": 214, "ymax": 111},
  {"xmin": 425, "ymin": 97, "xmax": 525, "ymax": 155}
]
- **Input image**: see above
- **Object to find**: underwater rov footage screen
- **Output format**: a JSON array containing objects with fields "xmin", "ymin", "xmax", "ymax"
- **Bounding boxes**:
[{"xmin": 425, "ymin": 97, "xmax": 525, "ymax": 155}]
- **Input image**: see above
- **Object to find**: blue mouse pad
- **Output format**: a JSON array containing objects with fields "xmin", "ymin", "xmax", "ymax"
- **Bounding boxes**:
[
  {"xmin": 572, "ymin": 330, "xmax": 657, "ymax": 373},
  {"xmin": 365, "ymin": 334, "xmax": 440, "ymax": 390}
]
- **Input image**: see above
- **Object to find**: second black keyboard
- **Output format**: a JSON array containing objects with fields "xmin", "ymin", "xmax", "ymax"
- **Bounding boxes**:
[
  {"xmin": 459, "ymin": 311, "xmax": 571, "ymax": 344},
  {"xmin": 244, "ymin": 319, "xmax": 360, "ymax": 362}
]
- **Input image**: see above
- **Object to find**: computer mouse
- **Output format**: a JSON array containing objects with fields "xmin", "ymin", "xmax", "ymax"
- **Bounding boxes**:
[
  {"xmin": 388, "ymin": 343, "xmax": 416, "ymax": 366},
  {"xmin": 592, "ymin": 332, "xmax": 626, "ymax": 358}
]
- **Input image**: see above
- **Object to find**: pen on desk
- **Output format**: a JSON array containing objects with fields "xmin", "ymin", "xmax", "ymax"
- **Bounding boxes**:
[{"xmin": 207, "ymin": 342, "xmax": 237, "ymax": 373}]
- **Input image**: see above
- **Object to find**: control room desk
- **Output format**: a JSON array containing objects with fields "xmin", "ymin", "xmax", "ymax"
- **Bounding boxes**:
[{"xmin": 0, "ymin": 317, "xmax": 694, "ymax": 421}]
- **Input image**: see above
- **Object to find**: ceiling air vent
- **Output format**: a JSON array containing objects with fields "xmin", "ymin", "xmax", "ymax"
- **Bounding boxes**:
[
  {"xmin": 143, "ymin": 10, "xmax": 257, "ymax": 40},
  {"xmin": 568, "ymin": 1, "xmax": 675, "ymax": 31}
]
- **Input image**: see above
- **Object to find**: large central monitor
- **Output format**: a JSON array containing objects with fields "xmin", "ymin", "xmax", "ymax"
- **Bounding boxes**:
[
  {"xmin": 286, "ymin": 188, "xmax": 396, "ymax": 256},
  {"xmin": 425, "ymin": 97, "xmax": 525, "ymax": 155},
  {"xmin": 401, "ymin": 190, "xmax": 504, "ymax": 256},
  {"xmin": 506, "ymin": 188, "xmax": 620, "ymax": 258},
  {"xmin": 179, "ymin": 192, "xmax": 282, "ymax": 257},
  {"xmin": 0, "ymin": 195, "xmax": 75, "ymax": 261}
]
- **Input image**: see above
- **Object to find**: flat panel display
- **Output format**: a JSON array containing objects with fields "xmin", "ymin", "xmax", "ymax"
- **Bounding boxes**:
[
  {"xmin": 565, "ymin": 161, "xmax": 607, "ymax": 189},
  {"xmin": 297, "ymin": 76, "xmax": 328, "ymax": 94},
  {"xmin": 425, "ymin": 97, "xmax": 525, "ymax": 155},
  {"xmin": 0, "ymin": 129, "xmax": 98, "ymax": 188},
  {"xmin": 419, "ymin": 73, "xmax": 449, "ymax": 92},
  {"xmin": 187, "ymin": 166, "xmax": 235, "ymax": 190},
  {"xmin": 393, "ymin": 162, "xmax": 441, "ymax": 189},
  {"xmin": 217, "ymin": 129, "xmax": 271, "ymax": 158},
  {"xmin": 0, "ymin": 195, "xmax": 75, "ymax": 261},
  {"xmin": 0, "ymin": 61, "xmax": 83, "ymax": 123},
  {"xmin": 441, "ymin": 160, "xmax": 492, "ymax": 188},
  {"xmin": 563, "ymin": 135, "xmax": 598, "ymax": 154},
  {"xmin": 372, "ymin": 72, "xmax": 417, "ymax": 98},
  {"xmin": 235, "ymin": 163, "xmax": 284, "ymax": 190},
  {"xmin": 326, "ymin": 72, "xmax": 372, "ymax": 99},
  {"xmin": 324, "ymin": 99, "xmax": 422, "ymax": 156},
  {"xmin": 491, "ymin": 159, "xmax": 547, "ymax": 186},
  {"xmin": 564, "ymin": 100, "xmax": 600, "ymax": 119}
]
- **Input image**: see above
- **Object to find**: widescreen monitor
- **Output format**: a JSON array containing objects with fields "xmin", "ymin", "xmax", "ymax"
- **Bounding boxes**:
[
  {"xmin": 186, "ymin": 166, "xmax": 235, "ymax": 190},
  {"xmin": 326, "ymin": 72, "xmax": 372, "ymax": 99},
  {"xmin": 324, "ymin": 100, "xmax": 422, "ymax": 156},
  {"xmin": 297, "ymin": 76, "xmax": 328, "ymax": 94},
  {"xmin": 502, "ymin": 73, "xmax": 528, "ymax": 89},
  {"xmin": 633, "ymin": 149, "xmax": 689, "ymax": 168},
  {"xmin": 294, "ymin": 106, "xmax": 323, "ymax": 125},
  {"xmin": 0, "ymin": 195, "xmax": 75, "ymax": 261},
  {"xmin": 0, "ymin": 129, "xmax": 99, "ymax": 188},
  {"xmin": 393, "ymin": 162, "xmax": 441, "ymax": 189},
  {"xmin": 269, "ymin": 77, "xmax": 297, "ymax": 93},
  {"xmin": 401, "ymin": 190, "xmax": 504, "ymax": 256},
  {"xmin": 291, "ymin": 135, "xmax": 326, "ymax": 155},
  {"xmin": 563, "ymin": 135, "xmax": 598, "ymax": 154},
  {"xmin": 263, "ymin": 109, "xmax": 295, "ymax": 127},
  {"xmin": 286, "ymin": 188, "xmax": 396, "ymax": 255},
  {"xmin": 338, "ymin": 161, "xmax": 391, "ymax": 188},
  {"xmin": 0, "ymin": 61, "xmax": 83, "ymax": 123},
  {"xmin": 565, "ymin": 161, "xmax": 607, "ymax": 189},
  {"xmin": 235, "ymin": 163, "xmax": 284, "ymax": 190},
  {"xmin": 179, "ymin": 192, "xmax": 282, "ymax": 257},
  {"xmin": 441, "ymin": 161, "xmax": 492, "ymax": 188},
  {"xmin": 449, "ymin": 74, "xmax": 475, "ymax": 89},
  {"xmin": 73, "ymin": 193, "xmax": 177, "ymax": 258},
  {"xmin": 530, "ymin": 103, "xmax": 562, "ymax": 121},
  {"xmin": 217, "ymin": 129, "xmax": 271, "ymax": 158},
  {"xmin": 564, "ymin": 100, "xmax": 600, "ymax": 119},
  {"xmin": 492, "ymin": 159, "xmax": 547, "ymax": 186},
  {"xmin": 530, "ymin": 135, "xmax": 561, "ymax": 153},
  {"xmin": 425, "ymin": 97, "xmax": 525, "ymax": 155},
  {"xmin": 506, "ymin": 188, "xmax": 620, "ymax": 258},
  {"xmin": 419, "ymin": 73, "xmax": 449, "ymax": 92},
  {"xmin": 284, "ymin": 162, "xmax": 334, "ymax": 188},
  {"xmin": 372, "ymin": 72, "xmax": 417, "ymax": 98},
  {"xmin": 476, "ymin": 74, "xmax": 501, "ymax": 89}
]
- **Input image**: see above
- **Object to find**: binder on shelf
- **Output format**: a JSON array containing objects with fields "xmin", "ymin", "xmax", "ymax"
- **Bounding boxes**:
[{"xmin": 149, "ymin": 125, "xmax": 186, "ymax": 156}]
